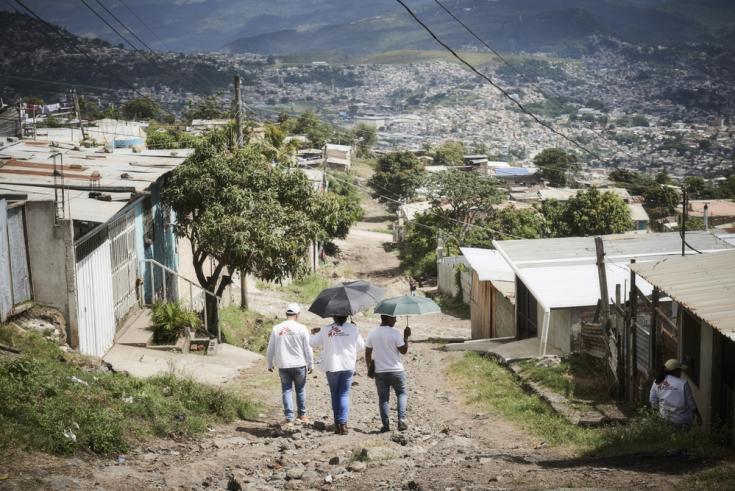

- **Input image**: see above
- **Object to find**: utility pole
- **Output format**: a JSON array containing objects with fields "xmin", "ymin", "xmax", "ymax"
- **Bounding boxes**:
[
  {"xmin": 16, "ymin": 100, "xmax": 23, "ymax": 138},
  {"xmin": 71, "ymin": 89, "xmax": 86, "ymax": 141},
  {"xmin": 234, "ymin": 75, "xmax": 243, "ymax": 148},
  {"xmin": 234, "ymin": 75, "xmax": 248, "ymax": 310},
  {"xmin": 594, "ymin": 237, "xmax": 610, "ymax": 327},
  {"xmin": 681, "ymin": 187, "xmax": 688, "ymax": 256}
]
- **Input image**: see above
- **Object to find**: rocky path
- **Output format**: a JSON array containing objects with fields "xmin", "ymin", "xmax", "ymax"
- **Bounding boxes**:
[{"xmin": 1, "ymin": 195, "xmax": 698, "ymax": 490}]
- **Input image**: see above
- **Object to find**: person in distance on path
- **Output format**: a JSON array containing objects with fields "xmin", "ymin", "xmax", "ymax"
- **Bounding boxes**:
[
  {"xmin": 365, "ymin": 314, "xmax": 411, "ymax": 432},
  {"xmin": 310, "ymin": 315, "xmax": 365, "ymax": 435},
  {"xmin": 266, "ymin": 303, "xmax": 313, "ymax": 428},
  {"xmin": 649, "ymin": 358, "xmax": 701, "ymax": 428}
]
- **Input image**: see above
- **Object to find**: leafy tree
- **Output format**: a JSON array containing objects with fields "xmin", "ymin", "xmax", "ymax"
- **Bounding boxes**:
[
  {"xmin": 368, "ymin": 151, "xmax": 424, "ymax": 209},
  {"xmin": 121, "ymin": 98, "xmax": 161, "ymax": 121},
  {"xmin": 162, "ymin": 129, "xmax": 347, "ymax": 330},
  {"xmin": 683, "ymin": 176, "xmax": 714, "ymax": 198},
  {"xmin": 561, "ymin": 188, "xmax": 632, "ymax": 236},
  {"xmin": 486, "ymin": 207, "xmax": 545, "ymax": 240},
  {"xmin": 716, "ymin": 175, "xmax": 735, "ymax": 199},
  {"xmin": 643, "ymin": 185, "xmax": 680, "ymax": 220},
  {"xmin": 533, "ymin": 148, "xmax": 579, "ymax": 187},
  {"xmin": 184, "ymin": 96, "xmax": 226, "ymax": 122},
  {"xmin": 398, "ymin": 211, "xmax": 448, "ymax": 278},
  {"xmin": 353, "ymin": 123, "xmax": 377, "ymax": 157},
  {"xmin": 424, "ymin": 171, "xmax": 502, "ymax": 228},
  {"xmin": 539, "ymin": 199, "xmax": 568, "ymax": 237},
  {"xmin": 294, "ymin": 110, "xmax": 332, "ymax": 148},
  {"xmin": 655, "ymin": 170, "xmax": 670, "ymax": 184},
  {"xmin": 432, "ymin": 140, "xmax": 465, "ymax": 166}
]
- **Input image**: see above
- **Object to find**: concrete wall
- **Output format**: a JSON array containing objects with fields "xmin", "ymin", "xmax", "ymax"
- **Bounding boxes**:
[
  {"xmin": 437, "ymin": 255, "xmax": 470, "ymax": 303},
  {"xmin": 548, "ymin": 309, "xmax": 572, "ymax": 353},
  {"xmin": 686, "ymin": 317, "xmax": 715, "ymax": 428},
  {"xmin": 494, "ymin": 289, "xmax": 515, "ymax": 338},
  {"xmin": 24, "ymin": 201, "xmax": 78, "ymax": 346}
]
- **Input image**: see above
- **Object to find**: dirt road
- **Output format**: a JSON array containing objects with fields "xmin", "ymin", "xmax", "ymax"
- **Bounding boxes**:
[{"xmin": 0, "ymin": 196, "xmax": 701, "ymax": 490}]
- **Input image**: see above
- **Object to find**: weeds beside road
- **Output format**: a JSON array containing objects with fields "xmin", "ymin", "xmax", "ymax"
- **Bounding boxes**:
[
  {"xmin": 448, "ymin": 352, "xmax": 734, "ymax": 488},
  {"xmin": 0, "ymin": 323, "xmax": 258, "ymax": 457}
]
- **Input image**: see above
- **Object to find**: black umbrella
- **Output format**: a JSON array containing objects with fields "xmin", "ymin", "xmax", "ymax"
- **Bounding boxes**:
[{"xmin": 308, "ymin": 280, "xmax": 385, "ymax": 318}]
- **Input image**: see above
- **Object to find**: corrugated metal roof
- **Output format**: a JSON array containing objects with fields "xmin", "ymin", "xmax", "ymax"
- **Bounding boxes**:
[
  {"xmin": 494, "ymin": 231, "xmax": 733, "ymax": 266},
  {"xmin": 0, "ymin": 141, "xmax": 191, "ymax": 223},
  {"xmin": 628, "ymin": 203, "xmax": 650, "ymax": 222},
  {"xmin": 522, "ymin": 263, "xmax": 653, "ymax": 309},
  {"xmin": 630, "ymin": 250, "xmax": 735, "ymax": 340},
  {"xmin": 460, "ymin": 247, "xmax": 514, "ymax": 282}
]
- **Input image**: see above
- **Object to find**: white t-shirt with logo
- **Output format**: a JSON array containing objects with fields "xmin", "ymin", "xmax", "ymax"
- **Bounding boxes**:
[
  {"xmin": 366, "ymin": 325, "xmax": 406, "ymax": 373},
  {"xmin": 649, "ymin": 374, "xmax": 698, "ymax": 425},
  {"xmin": 310, "ymin": 321, "xmax": 365, "ymax": 372},
  {"xmin": 266, "ymin": 319, "xmax": 313, "ymax": 370}
]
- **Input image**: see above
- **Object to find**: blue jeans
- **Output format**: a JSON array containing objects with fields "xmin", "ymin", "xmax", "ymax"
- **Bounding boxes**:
[
  {"xmin": 279, "ymin": 367, "xmax": 307, "ymax": 421},
  {"xmin": 375, "ymin": 371, "xmax": 408, "ymax": 427},
  {"xmin": 326, "ymin": 370, "xmax": 354, "ymax": 424}
]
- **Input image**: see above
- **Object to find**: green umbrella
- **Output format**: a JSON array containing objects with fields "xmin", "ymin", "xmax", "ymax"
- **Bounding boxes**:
[{"xmin": 373, "ymin": 296, "xmax": 441, "ymax": 326}]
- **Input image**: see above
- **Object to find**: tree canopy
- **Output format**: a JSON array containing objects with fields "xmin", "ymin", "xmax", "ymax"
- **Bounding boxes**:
[
  {"xmin": 432, "ymin": 140, "xmax": 465, "ymax": 166},
  {"xmin": 533, "ymin": 148, "xmax": 579, "ymax": 187},
  {"xmin": 368, "ymin": 151, "xmax": 425, "ymax": 209},
  {"xmin": 424, "ymin": 170, "xmax": 502, "ymax": 227},
  {"xmin": 558, "ymin": 188, "xmax": 632, "ymax": 236},
  {"xmin": 162, "ymin": 128, "xmax": 356, "ymax": 330},
  {"xmin": 121, "ymin": 98, "xmax": 163, "ymax": 121},
  {"xmin": 184, "ymin": 95, "xmax": 227, "ymax": 122}
]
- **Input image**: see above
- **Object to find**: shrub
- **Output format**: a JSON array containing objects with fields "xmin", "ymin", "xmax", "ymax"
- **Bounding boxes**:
[{"xmin": 150, "ymin": 302, "xmax": 201, "ymax": 344}]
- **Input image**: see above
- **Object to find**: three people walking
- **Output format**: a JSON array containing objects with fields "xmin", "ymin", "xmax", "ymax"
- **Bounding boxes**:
[
  {"xmin": 268, "ymin": 301, "xmax": 412, "ymax": 435},
  {"xmin": 266, "ymin": 303, "xmax": 313, "ymax": 427}
]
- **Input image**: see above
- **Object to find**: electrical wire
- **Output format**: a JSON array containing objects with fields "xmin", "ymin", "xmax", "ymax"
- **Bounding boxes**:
[
  {"xmin": 79, "ymin": 0, "xmax": 142, "ymax": 51},
  {"xmin": 394, "ymin": 0, "xmax": 599, "ymax": 160},
  {"xmin": 13, "ymin": 0, "xmax": 180, "ymax": 121},
  {"xmin": 430, "ymin": 0, "xmax": 649, "ymax": 166}
]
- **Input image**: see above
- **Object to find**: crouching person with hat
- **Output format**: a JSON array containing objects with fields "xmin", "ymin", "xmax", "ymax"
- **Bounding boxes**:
[
  {"xmin": 266, "ymin": 303, "xmax": 313, "ymax": 427},
  {"xmin": 649, "ymin": 358, "xmax": 702, "ymax": 428}
]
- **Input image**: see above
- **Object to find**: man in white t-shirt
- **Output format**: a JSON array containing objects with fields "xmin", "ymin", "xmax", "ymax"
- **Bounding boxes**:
[
  {"xmin": 310, "ymin": 315, "xmax": 365, "ymax": 435},
  {"xmin": 266, "ymin": 303, "xmax": 313, "ymax": 427},
  {"xmin": 365, "ymin": 314, "xmax": 411, "ymax": 432}
]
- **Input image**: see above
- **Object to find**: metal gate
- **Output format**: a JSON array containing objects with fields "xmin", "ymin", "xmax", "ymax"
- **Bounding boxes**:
[
  {"xmin": 108, "ymin": 210, "xmax": 138, "ymax": 324},
  {"xmin": 75, "ymin": 229, "xmax": 116, "ymax": 357},
  {"xmin": 1, "ymin": 200, "xmax": 32, "ymax": 321}
]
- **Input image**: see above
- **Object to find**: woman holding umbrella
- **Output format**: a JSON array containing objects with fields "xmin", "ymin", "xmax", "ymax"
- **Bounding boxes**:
[
  {"xmin": 310, "ymin": 316, "xmax": 365, "ymax": 435},
  {"xmin": 308, "ymin": 281, "xmax": 383, "ymax": 435}
]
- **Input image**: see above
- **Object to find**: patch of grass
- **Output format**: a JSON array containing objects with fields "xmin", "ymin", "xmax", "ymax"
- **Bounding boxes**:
[
  {"xmin": 278, "ymin": 274, "xmax": 329, "ymax": 303},
  {"xmin": 430, "ymin": 293, "xmax": 470, "ymax": 320},
  {"xmin": 518, "ymin": 353, "xmax": 616, "ymax": 402},
  {"xmin": 685, "ymin": 461, "xmax": 735, "ymax": 489},
  {"xmin": 0, "ymin": 324, "xmax": 258, "ymax": 456},
  {"xmin": 219, "ymin": 306, "xmax": 277, "ymax": 354},
  {"xmin": 448, "ymin": 353, "xmax": 727, "ymax": 458}
]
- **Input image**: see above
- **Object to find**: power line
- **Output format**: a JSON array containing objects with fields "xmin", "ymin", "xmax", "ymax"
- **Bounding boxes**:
[
  {"xmin": 431, "ymin": 0, "xmax": 632, "ymax": 155},
  {"xmin": 94, "ymin": 0, "xmax": 156, "ymax": 53},
  {"xmin": 79, "ymin": 0, "xmax": 142, "ymax": 51},
  {"xmin": 13, "ymin": 0, "xmax": 180, "ymax": 120},
  {"xmin": 394, "ymin": 0, "xmax": 599, "ymax": 160},
  {"xmin": 117, "ymin": 0, "xmax": 172, "ymax": 51}
]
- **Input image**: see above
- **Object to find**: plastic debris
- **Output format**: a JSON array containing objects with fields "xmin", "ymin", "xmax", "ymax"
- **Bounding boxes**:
[
  {"xmin": 68, "ymin": 376, "xmax": 89, "ymax": 386},
  {"xmin": 63, "ymin": 429, "xmax": 77, "ymax": 442}
]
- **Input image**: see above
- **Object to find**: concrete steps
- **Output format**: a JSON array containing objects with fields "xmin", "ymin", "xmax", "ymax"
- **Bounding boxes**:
[{"xmin": 117, "ymin": 309, "xmax": 153, "ymax": 347}]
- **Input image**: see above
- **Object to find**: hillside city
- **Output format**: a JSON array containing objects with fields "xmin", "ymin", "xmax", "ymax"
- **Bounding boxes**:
[{"xmin": 1, "ymin": 4, "xmax": 735, "ymax": 490}]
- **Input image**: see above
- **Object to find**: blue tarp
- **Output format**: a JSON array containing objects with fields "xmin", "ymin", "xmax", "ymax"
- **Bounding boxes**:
[{"xmin": 114, "ymin": 137, "xmax": 145, "ymax": 148}]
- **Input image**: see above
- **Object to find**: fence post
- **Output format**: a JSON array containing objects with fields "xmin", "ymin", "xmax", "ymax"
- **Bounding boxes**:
[{"xmin": 162, "ymin": 267, "xmax": 167, "ymax": 302}]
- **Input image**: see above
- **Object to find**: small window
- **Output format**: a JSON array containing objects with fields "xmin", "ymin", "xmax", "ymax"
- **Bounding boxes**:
[{"xmin": 681, "ymin": 309, "xmax": 701, "ymax": 386}]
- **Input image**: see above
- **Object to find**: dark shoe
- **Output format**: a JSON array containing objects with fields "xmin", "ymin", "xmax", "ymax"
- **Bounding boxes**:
[
  {"xmin": 339, "ymin": 423, "xmax": 349, "ymax": 435},
  {"xmin": 334, "ymin": 423, "xmax": 341, "ymax": 434},
  {"xmin": 379, "ymin": 425, "xmax": 390, "ymax": 433},
  {"xmin": 398, "ymin": 420, "xmax": 408, "ymax": 431}
]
